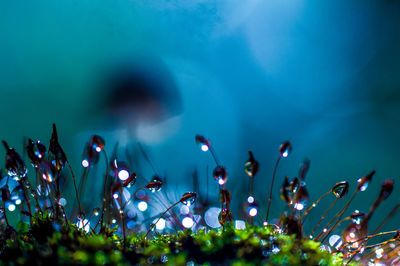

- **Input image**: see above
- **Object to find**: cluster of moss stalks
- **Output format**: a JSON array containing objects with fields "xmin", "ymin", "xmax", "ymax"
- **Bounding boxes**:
[{"xmin": 0, "ymin": 212, "xmax": 346, "ymax": 265}]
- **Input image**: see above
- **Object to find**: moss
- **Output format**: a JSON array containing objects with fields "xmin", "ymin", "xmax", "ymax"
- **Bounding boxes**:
[{"xmin": 0, "ymin": 212, "xmax": 348, "ymax": 265}]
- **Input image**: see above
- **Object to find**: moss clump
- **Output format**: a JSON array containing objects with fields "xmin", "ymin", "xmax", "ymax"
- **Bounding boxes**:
[{"xmin": 0, "ymin": 212, "xmax": 346, "ymax": 265}]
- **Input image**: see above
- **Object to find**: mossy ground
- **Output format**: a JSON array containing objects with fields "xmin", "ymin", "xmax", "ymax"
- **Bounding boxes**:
[{"xmin": 0, "ymin": 212, "xmax": 347, "ymax": 265}]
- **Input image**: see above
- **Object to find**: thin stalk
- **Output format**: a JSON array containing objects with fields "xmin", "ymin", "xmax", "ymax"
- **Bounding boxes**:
[
  {"xmin": 99, "ymin": 150, "xmax": 109, "ymax": 232},
  {"xmin": 372, "ymin": 203, "xmax": 400, "ymax": 235},
  {"xmin": 118, "ymin": 187, "xmax": 126, "ymax": 243},
  {"xmin": 300, "ymin": 188, "xmax": 332, "ymax": 222},
  {"xmin": 266, "ymin": 155, "xmax": 281, "ymax": 222},
  {"xmin": 346, "ymin": 238, "xmax": 396, "ymax": 265},
  {"xmin": 18, "ymin": 179, "xmax": 33, "ymax": 223},
  {"xmin": 3, "ymin": 201, "xmax": 9, "ymax": 226},
  {"xmin": 249, "ymin": 177, "xmax": 254, "ymax": 225},
  {"xmin": 67, "ymin": 160, "xmax": 83, "ymax": 220},
  {"xmin": 24, "ymin": 176, "xmax": 42, "ymax": 212},
  {"xmin": 309, "ymin": 198, "xmax": 338, "ymax": 238},
  {"xmin": 318, "ymin": 190, "xmax": 358, "ymax": 243},
  {"xmin": 121, "ymin": 184, "xmax": 148, "ymax": 211},
  {"xmin": 340, "ymin": 230, "xmax": 397, "ymax": 251},
  {"xmin": 209, "ymin": 146, "xmax": 220, "ymax": 166},
  {"xmin": 145, "ymin": 201, "xmax": 180, "ymax": 237},
  {"xmin": 78, "ymin": 167, "xmax": 89, "ymax": 203},
  {"xmin": 92, "ymin": 200, "xmax": 106, "ymax": 231}
]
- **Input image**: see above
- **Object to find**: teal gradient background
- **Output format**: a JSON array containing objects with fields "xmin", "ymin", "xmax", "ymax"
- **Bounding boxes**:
[{"xmin": 1, "ymin": 0, "xmax": 400, "ymax": 232}]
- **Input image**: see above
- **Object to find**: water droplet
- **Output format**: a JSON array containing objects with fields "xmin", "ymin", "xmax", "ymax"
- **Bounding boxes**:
[
  {"xmin": 342, "ymin": 222, "xmax": 367, "ymax": 251},
  {"xmin": 90, "ymin": 135, "xmax": 105, "ymax": 153},
  {"xmin": 357, "ymin": 170, "xmax": 375, "ymax": 191},
  {"xmin": 271, "ymin": 245, "xmax": 281, "ymax": 254},
  {"xmin": 123, "ymin": 172, "xmax": 137, "ymax": 187},
  {"xmin": 332, "ymin": 181, "xmax": 349, "ymax": 198},
  {"xmin": 247, "ymin": 202, "xmax": 259, "ymax": 217},
  {"xmin": 81, "ymin": 159, "xmax": 89, "ymax": 168},
  {"xmin": 26, "ymin": 139, "xmax": 46, "ymax": 167},
  {"xmin": 379, "ymin": 179, "xmax": 394, "ymax": 200},
  {"xmin": 58, "ymin": 198, "xmax": 67, "ymax": 206},
  {"xmin": 37, "ymin": 184, "xmax": 50, "ymax": 196},
  {"xmin": 245, "ymin": 150, "xmax": 259, "ymax": 177},
  {"xmin": 6, "ymin": 202, "xmax": 16, "ymax": 212},
  {"xmin": 289, "ymin": 177, "xmax": 300, "ymax": 194},
  {"xmin": 39, "ymin": 160, "xmax": 57, "ymax": 183},
  {"xmin": 10, "ymin": 186, "xmax": 23, "ymax": 205},
  {"xmin": 3, "ymin": 141, "xmax": 27, "ymax": 180},
  {"xmin": 247, "ymin": 196, "xmax": 255, "ymax": 204},
  {"xmin": 293, "ymin": 184, "xmax": 309, "ymax": 211},
  {"xmin": 204, "ymin": 207, "xmax": 221, "ymax": 228},
  {"xmin": 146, "ymin": 175, "xmax": 163, "ymax": 192},
  {"xmin": 153, "ymin": 218, "xmax": 166, "ymax": 230},
  {"xmin": 180, "ymin": 192, "xmax": 197, "ymax": 206},
  {"xmin": 320, "ymin": 245, "xmax": 331, "ymax": 253},
  {"xmin": 160, "ymin": 255, "xmax": 168, "ymax": 263},
  {"xmin": 138, "ymin": 201, "xmax": 148, "ymax": 211},
  {"xmin": 195, "ymin": 135, "xmax": 210, "ymax": 152},
  {"xmin": 350, "ymin": 210, "xmax": 365, "ymax": 225},
  {"xmin": 182, "ymin": 216, "xmax": 194, "ymax": 228},
  {"xmin": 76, "ymin": 219, "xmax": 90, "ymax": 233},
  {"xmin": 213, "ymin": 166, "xmax": 227, "ymax": 185},
  {"xmin": 279, "ymin": 141, "xmax": 292, "ymax": 158},
  {"xmin": 81, "ymin": 142, "xmax": 100, "ymax": 168},
  {"xmin": 375, "ymin": 247, "xmax": 384, "ymax": 259},
  {"xmin": 330, "ymin": 235, "xmax": 343, "ymax": 250},
  {"xmin": 235, "ymin": 220, "xmax": 246, "ymax": 230}
]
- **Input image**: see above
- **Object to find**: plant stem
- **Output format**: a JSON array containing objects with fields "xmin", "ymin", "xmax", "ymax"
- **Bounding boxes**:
[
  {"xmin": 266, "ymin": 155, "xmax": 281, "ymax": 223},
  {"xmin": 145, "ymin": 201, "xmax": 180, "ymax": 237}
]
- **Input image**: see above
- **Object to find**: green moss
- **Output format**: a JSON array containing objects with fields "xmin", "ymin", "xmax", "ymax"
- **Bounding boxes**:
[{"xmin": 0, "ymin": 212, "xmax": 349, "ymax": 265}]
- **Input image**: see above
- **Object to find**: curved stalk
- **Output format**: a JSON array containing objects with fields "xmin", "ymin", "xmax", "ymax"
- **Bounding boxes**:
[
  {"xmin": 308, "ymin": 197, "xmax": 338, "ymax": 238},
  {"xmin": 266, "ymin": 155, "xmax": 281, "ymax": 222},
  {"xmin": 145, "ymin": 201, "xmax": 181, "ymax": 237}
]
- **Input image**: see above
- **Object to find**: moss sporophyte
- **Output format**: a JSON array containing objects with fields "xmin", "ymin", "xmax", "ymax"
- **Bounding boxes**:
[{"xmin": 0, "ymin": 126, "xmax": 399, "ymax": 265}]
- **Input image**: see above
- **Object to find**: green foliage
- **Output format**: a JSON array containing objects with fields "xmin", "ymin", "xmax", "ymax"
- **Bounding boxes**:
[{"xmin": 0, "ymin": 213, "xmax": 349, "ymax": 265}]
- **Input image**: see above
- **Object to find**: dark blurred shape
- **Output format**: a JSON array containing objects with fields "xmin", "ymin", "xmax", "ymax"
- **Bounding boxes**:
[{"xmin": 104, "ymin": 57, "xmax": 182, "ymax": 124}]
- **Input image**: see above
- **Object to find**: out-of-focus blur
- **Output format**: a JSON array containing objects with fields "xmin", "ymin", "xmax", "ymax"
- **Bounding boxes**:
[{"xmin": 1, "ymin": 0, "xmax": 400, "ymax": 230}]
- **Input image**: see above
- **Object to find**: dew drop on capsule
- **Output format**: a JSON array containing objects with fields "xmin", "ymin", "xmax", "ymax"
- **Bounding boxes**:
[
  {"xmin": 39, "ymin": 160, "xmax": 57, "ymax": 183},
  {"xmin": 195, "ymin": 135, "xmax": 210, "ymax": 152},
  {"xmin": 357, "ymin": 170, "xmax": 375, "ymax": 191},
  {"xmin": 279, "ymin": 141, "xmax": 292, "ymax": 158},
  {"xmin": 27, "ymin": 139, "xmax": 46, "ymax": 167},
  {"xmin": 245, "ymin": 151, "xmax": 259, "ymax": 177},
  {"xmin": 293, "ymin": 185, "xmax": 309, "ymax": 211},
  {"xmin": 332, "ymin": 181, "xmax": 349, "ymax": 198},
  {"xmin": 123, "ymin": 173, "xmax": 137, "ymax": 188},
  {"xmin": 116, "ymin": 162, "xmax": 130, "ymax": 181},
  {"xmin": 90, "ymin": 135, "xmax": 105, "ymax": 153},
  {"xmin": 3, "ymin": 141, "xmax": 27, "ymax": 180},
  {"xmin": 147, "ymin": 175, "xmax": 163, "ymax": 192},
  {"xmin": 379, "ymin": 179, "xmax": 394, "ymax": 200},
  {"xmin": 213, "ymin": 166, "xmax": 227, "ymax": 185},
  {"xmin": 81, "ymin": 143, "xmax": 99, "ymax": 168},
  {"xmin": 350, "ymin": 210, "xmax": 365, "ymax": 225},
  {"xmin": 181, "ymin": 192, "xmax": 197, "ymax": 207}
]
